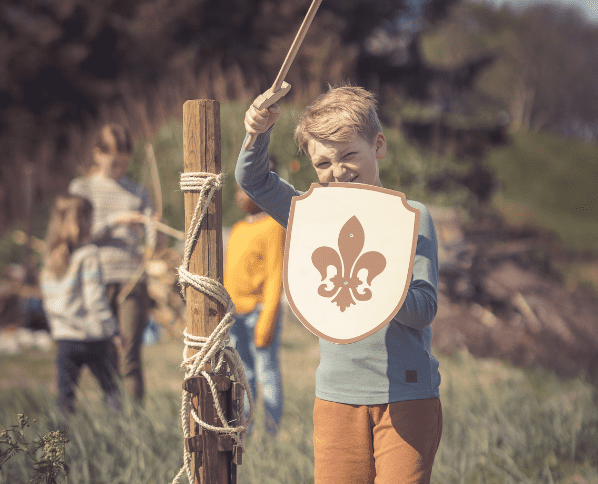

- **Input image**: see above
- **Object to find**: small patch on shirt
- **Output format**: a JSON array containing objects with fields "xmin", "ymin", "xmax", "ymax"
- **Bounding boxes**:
[{"xmin": 406, "ymin": 370, "xmax": 418, "ymax": 383}]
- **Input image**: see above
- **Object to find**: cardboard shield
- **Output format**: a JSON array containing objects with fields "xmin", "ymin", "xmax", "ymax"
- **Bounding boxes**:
[{"xmin": 284, "ymin": 183, "xmax": 420, "ymax": 344}]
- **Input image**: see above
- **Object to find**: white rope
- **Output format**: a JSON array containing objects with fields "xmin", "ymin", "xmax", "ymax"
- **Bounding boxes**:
[{"xmin": 171, "ymin": 172, "xmax": 254, "ymax": 484}]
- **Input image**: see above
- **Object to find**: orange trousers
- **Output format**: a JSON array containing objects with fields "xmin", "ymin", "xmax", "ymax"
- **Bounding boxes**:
[{"xmin": 313, "ymin": 397, "xmax": 442, "ymax": 484}]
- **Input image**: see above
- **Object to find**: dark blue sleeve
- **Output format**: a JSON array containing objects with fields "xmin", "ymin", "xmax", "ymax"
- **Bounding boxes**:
[{"xmin": 391, "ymin": 202, "xmax": 439, "ymax": 330}]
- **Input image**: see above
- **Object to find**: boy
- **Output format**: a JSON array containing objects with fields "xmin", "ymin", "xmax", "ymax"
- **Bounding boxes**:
[
  {"xmin": 236, "ymin": 85, "xmax": 442, "ymax": 483},
  {"xmin": 224, "ymin": 157, "xmax": 286, "ymax": 437}
]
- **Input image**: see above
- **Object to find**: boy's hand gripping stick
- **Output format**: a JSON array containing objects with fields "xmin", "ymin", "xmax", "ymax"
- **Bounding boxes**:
[{"xmin": 244, "ymin": 0, "xmax": 323, "ymax": 150}]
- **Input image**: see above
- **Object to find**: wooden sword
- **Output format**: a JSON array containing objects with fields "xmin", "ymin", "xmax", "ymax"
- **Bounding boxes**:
[{"xmin": 244, "ymin": 0, "xmax": 323, "ymax": 150}]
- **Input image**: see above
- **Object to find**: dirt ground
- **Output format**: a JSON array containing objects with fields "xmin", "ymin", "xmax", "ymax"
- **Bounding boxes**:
[
  {"xmin": 2, "ymin": 208, "xmax": 597, "ymax": 387},
  {"xmin": 429, "ymin": 206, "xmax": 598, "ymax": 382}
]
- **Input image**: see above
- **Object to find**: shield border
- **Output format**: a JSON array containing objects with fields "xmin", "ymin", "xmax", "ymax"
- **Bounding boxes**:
[{"xmin": 283, "ymin": 182, "xmax": 420, "ymax": 344}]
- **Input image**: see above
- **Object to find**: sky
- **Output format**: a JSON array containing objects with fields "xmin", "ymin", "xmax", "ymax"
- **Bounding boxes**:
[{"xmin": 485, "ymin": 0, "xmax": 598, "ymax": 22}]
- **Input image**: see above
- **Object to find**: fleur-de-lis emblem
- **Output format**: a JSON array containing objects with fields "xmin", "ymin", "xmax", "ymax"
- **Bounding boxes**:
[{"xmin": 311, "ymin": 216, "xmax": 386, "ymax": 312}]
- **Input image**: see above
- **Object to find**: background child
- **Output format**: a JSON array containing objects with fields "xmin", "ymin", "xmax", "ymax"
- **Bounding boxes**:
[
  {"xmin": 224, "ymin": 156, "xmax": 286, "ymax": 436},
  {"xmin": 237, "ymin": 85, "xmax": 442, "ymax": 483},
  {"xmin": 69, "ymin": 123, "xmax": 154, "ymax": 403},
  {"xmin": 40, "ymin": 194, "xmax": 120, "ymax": 414}
]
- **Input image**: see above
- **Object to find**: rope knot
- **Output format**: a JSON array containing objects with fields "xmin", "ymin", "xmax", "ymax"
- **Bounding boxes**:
[
  {"xmin": 172, "ymin": 171, "xmax": 253, "ymax": 484},
  {"xmin": 179, "ymin": 172, "xmax": 225, "ymax": 192}
]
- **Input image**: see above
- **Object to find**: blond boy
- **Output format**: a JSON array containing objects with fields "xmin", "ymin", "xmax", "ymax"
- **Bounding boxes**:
[{"xmin": 237, "ymin": 85, "xmax": 442, "ymax": 484}]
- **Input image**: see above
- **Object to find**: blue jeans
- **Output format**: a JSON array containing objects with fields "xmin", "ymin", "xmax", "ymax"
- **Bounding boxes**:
[{"xmin": 229, "ymin": 307, "xmax": 283, "ymax": 436}]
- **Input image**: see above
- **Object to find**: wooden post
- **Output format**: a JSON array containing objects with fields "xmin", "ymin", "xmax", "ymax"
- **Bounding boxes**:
[{"xmin": 182, "ymin": 99, "xmax": 230, "ymax": 484}]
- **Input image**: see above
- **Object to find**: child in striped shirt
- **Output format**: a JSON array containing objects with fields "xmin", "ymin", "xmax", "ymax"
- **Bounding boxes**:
[{"xmin": 69, "ymin": 124, "xmax": 154, "ymax": 403}]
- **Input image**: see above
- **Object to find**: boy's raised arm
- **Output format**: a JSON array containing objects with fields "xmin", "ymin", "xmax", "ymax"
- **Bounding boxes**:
[
  {"xmin": 235, "ymin": 104, "xmax": 301, "ymax": 228},
  {"xmin": 244, "ymin": 104, "xmax": 280, "ymax": 138}
]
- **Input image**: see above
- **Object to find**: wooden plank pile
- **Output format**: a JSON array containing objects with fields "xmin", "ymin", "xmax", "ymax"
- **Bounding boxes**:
[
  {"xmin": 145, "ymin": 246, "xmax": 187, "ymax": 342},
  {"xmin": 429, "ymin": 206, "xmax": 598, "ymax": 381}
]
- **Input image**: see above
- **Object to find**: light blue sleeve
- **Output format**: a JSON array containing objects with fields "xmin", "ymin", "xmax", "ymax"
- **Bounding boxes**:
[
  {"xmin": 235, "ymin": 129, "xmax": 301, "ymax": 228},
  {"xmin": 391, "ymin": 202, "xmax": 439, "ymax": 330}
]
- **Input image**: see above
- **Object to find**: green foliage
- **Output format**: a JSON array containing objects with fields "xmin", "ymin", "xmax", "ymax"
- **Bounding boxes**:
[
  {"xmin": 483, "ymin": 130, "xmax": 598, "ymax": 251},
  {"xmin": 137, "ymin": 101, "xmax": 474, "ymax": 236},
  {"xmin": 378, "ymin": 125, "xmax": 473, "ymax": 207},
  {"xmin": 420, "ymin": 1, "xmax": 598, "ymax": 136},
  {"xmin": 0, "ymin": 0, "xmax": 429, "ymax": 236},
  {"xmin": 121, "ymin": 100, "xmax": 596, "ymax": 259},
  {"xmin": 236, "ymin": 388, "xmax": 317, "ymax": 484},
  {"xmin": 0, "ymin": 232, "xmax": 26, "ymax": 273},
  {"xmin": 126, "ymin": 120, "xmax": 188, "ymax": 236},
  {"xmin": 0, "ymin": 413, "xmax": 69, "ymax": 484}
]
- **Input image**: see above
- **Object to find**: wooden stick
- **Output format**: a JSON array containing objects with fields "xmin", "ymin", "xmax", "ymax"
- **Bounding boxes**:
[
  {"xmin": 512, "ymin": 292, "xmax": 542, "ymax": 333},
  {"xmin": 244, "ymin": 0, "xmax": 323, "ymax": 150},
  {"xmin": 139, "ymin": 216, "xmax": 185, "ymax": 240},
  {"xmin": 146, "ymin": 143, "xmax": 163, "ymax": 220},
  {"xmin": 272, "ymin": 0, "xmax": 323, "ymax": 91},
  {"xmin": 182, "ymin": 99, "xmax": 230, "ymax": 484},
  {"xmin": 153, "ymin": 219, "xmax": 185, "ymax": 240}
]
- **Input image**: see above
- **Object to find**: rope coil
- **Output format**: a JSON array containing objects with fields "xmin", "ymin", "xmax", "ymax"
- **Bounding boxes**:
[{"xmin": 172, "ymin": 172, "xmax": 254, "ymax": 484}]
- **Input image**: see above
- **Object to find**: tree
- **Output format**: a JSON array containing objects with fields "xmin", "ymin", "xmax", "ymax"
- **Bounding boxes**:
[
  {"xmin": 420, "ymin": 1, "xmax": 598, "ymax": 139},
  {"xmin": 0, "ymin": 0, "xmax": 459, "ymax": 234}
]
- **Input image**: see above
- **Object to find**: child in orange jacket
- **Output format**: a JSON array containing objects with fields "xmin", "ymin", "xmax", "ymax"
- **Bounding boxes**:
[{"xmin": 224, "ymin": 157, "xmax": 285, "ymax": 436}]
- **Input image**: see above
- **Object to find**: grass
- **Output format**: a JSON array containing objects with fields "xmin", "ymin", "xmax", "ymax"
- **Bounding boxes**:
[
  {"xmin": 433, "ymin": 352, "xmax": 598, "ymax": 484},
  {"xmin": 1, "ymin": 309, "xmax": 598, "ymax": 483},
  {"xmin": 2, "ymin": 106, "xmax": 598, "ymax": 482}
]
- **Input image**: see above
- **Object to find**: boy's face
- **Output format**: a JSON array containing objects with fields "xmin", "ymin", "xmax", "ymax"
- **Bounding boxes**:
[{"xmin": 306, "ymin": 132, "xmax": 386, "ymax": 187}]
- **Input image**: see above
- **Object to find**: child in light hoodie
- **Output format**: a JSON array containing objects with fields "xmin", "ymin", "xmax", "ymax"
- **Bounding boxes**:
[{"xmin": 40, "ymin": 194, "xmax": 120, "ymax": 414}]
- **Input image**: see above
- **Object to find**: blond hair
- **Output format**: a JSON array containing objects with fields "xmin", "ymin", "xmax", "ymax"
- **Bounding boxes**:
[
  {"xmin": 294, "ymin": 84, "xmax": 383, "ymax": 154},
  {"xmin": 44, "ymin": 195, "xmax": 93, "ymax": 278}
]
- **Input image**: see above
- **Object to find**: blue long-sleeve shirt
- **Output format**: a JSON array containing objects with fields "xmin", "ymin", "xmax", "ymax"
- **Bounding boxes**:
[{"xmin": 236, "ymin": 128, "xmax": 440, "ymax": 404}]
